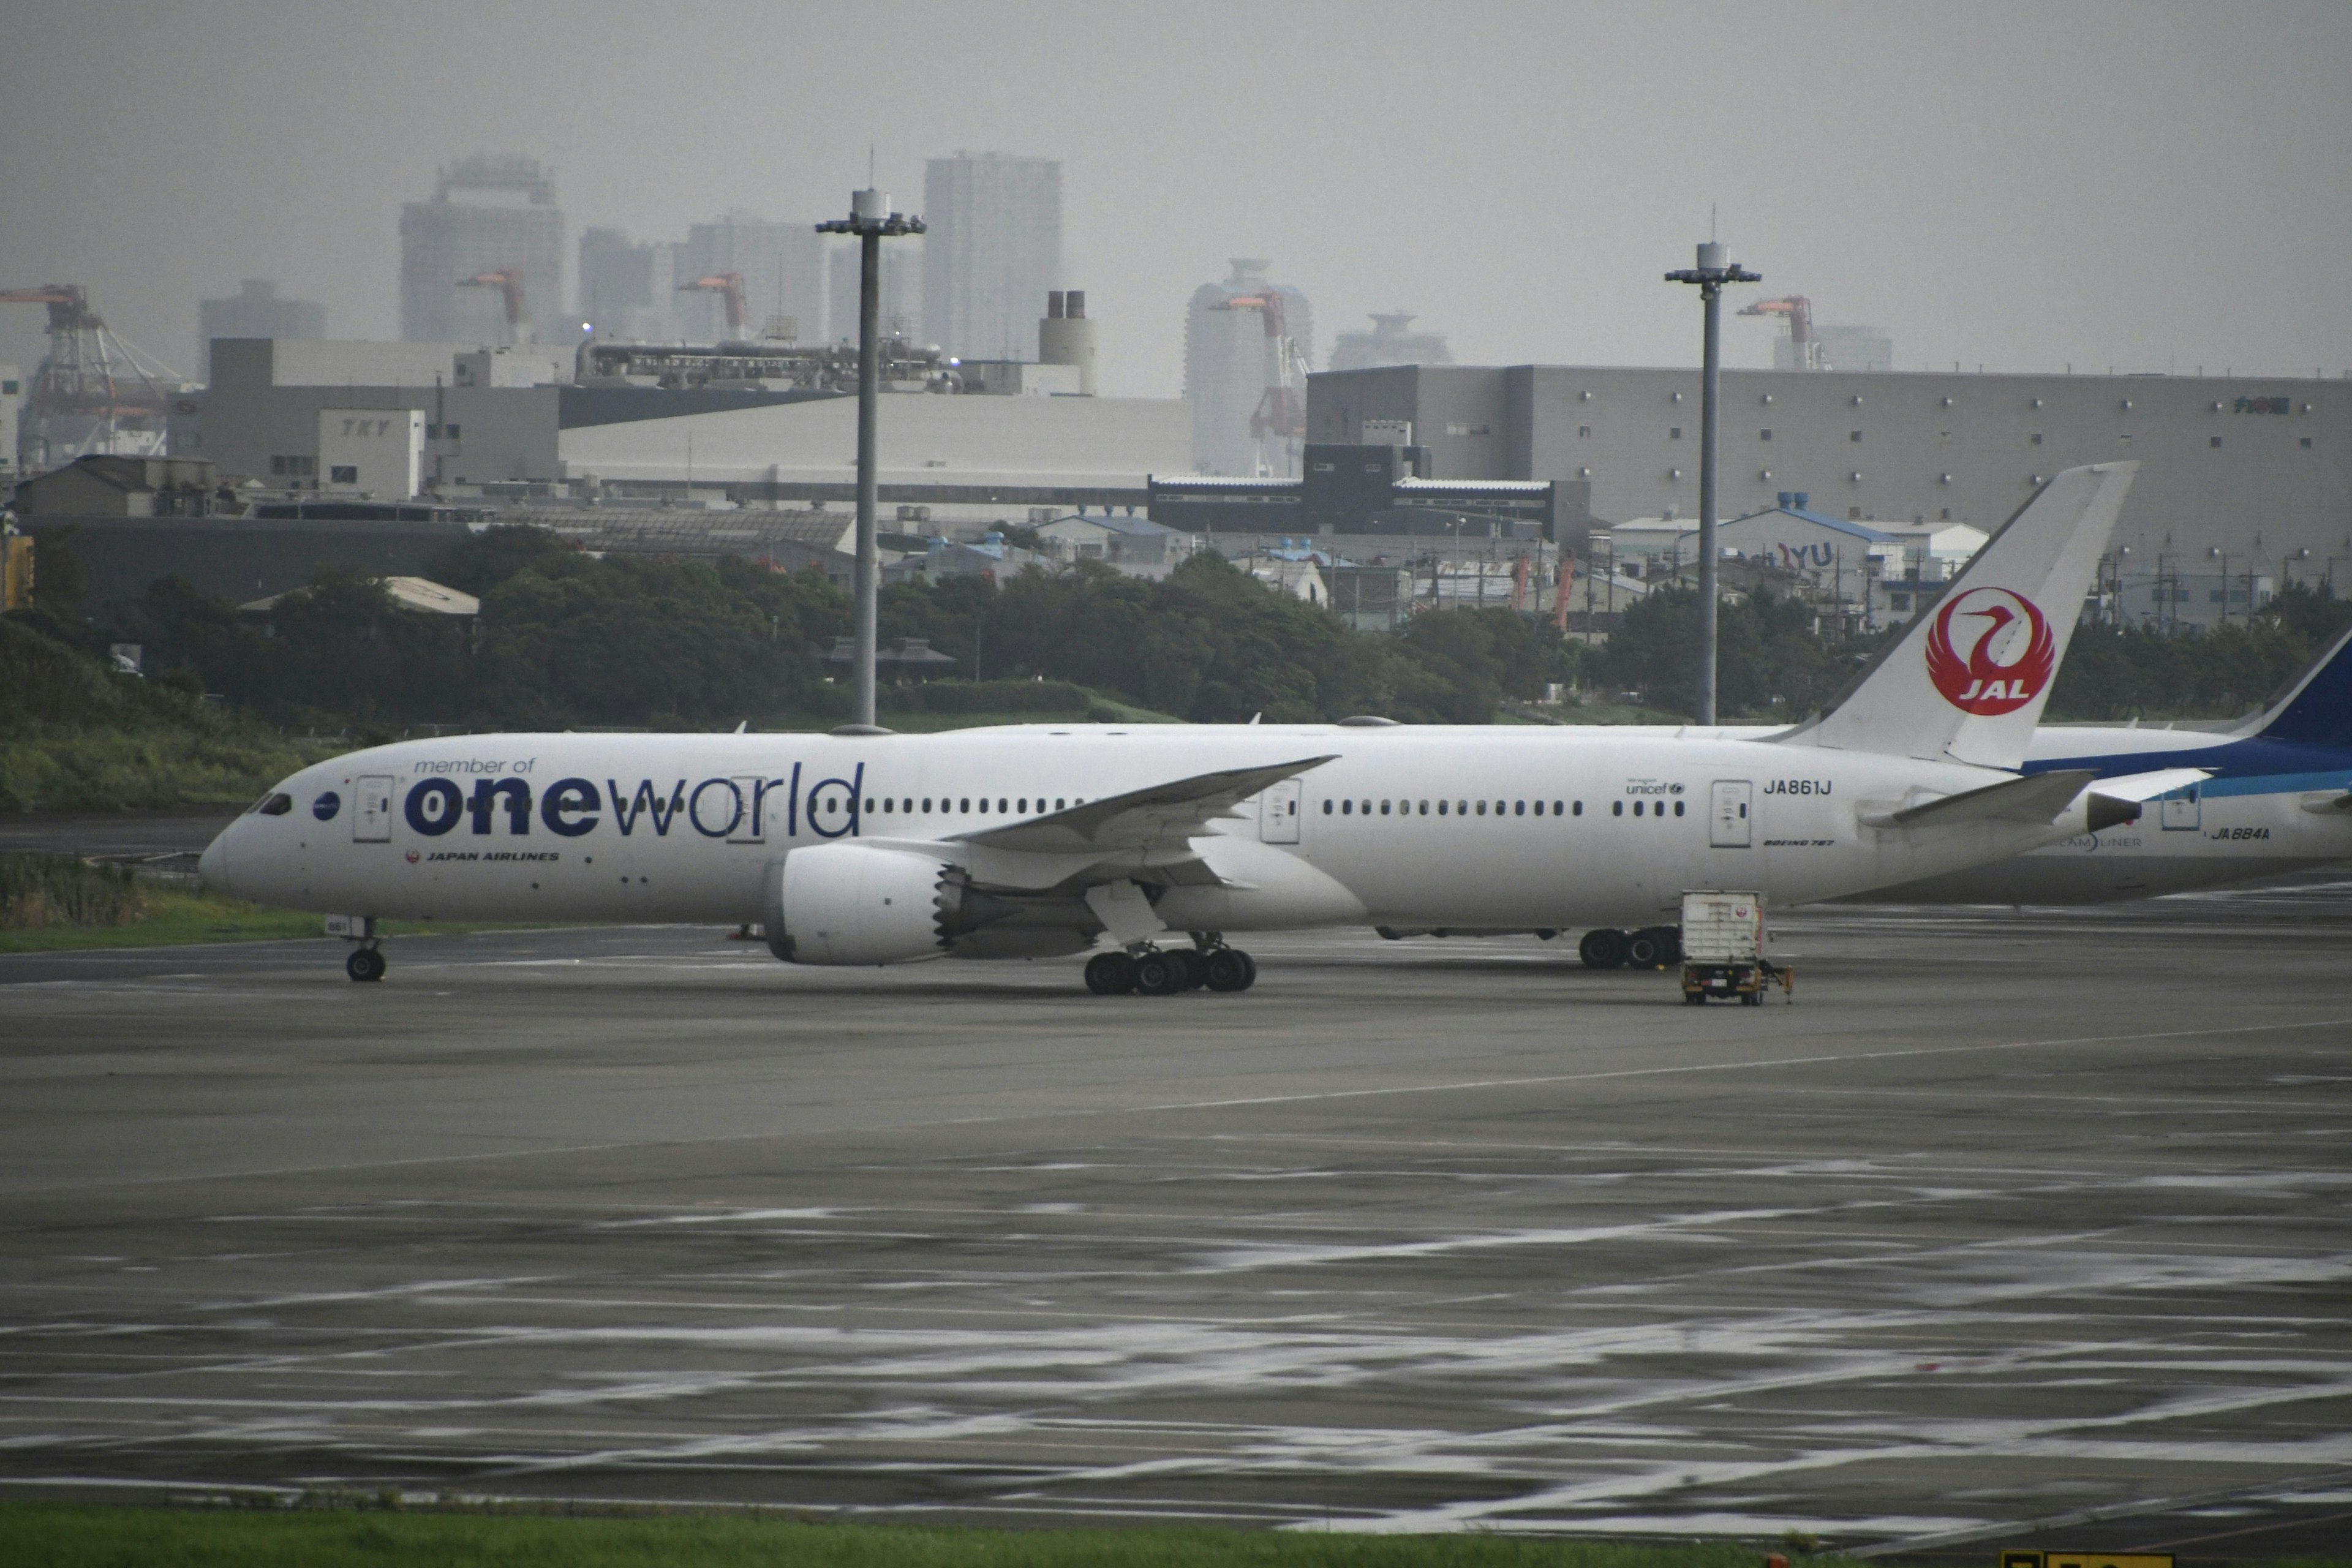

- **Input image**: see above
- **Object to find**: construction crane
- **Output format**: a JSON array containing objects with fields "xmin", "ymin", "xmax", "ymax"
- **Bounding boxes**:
[
  {"xmin": 677, "ymin": 272, "xmax": 747, "ymax": 338},
  {"xmin": 1738, "ymin": 295, "xmax": 1818, "ymax": 369},
  {"xmin": 456, "ymin": 268, "xmax": 532, "ymax": 344},
  {"xmin": 1214, "ymin": 291, "xmax": 1311, "ymax": 477},
  {"xmin": 1, "ymin": 282, "xmax": 181, "ymax": 469}
]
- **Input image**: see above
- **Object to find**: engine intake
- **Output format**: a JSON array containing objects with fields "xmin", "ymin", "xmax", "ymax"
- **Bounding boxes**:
[{"xmin": 764, "ymin": 845, "xmax": 1006, "ymax": 966}]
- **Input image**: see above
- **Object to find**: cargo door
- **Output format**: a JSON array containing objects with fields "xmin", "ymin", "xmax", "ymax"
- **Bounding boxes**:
[
  {"xmin": 2159, "ymin": 783, "xmax": 2201, "ymax": 831},
  {"xmin": 354, "ymin": 775, "xmax": 394, "ymax": 843},
  {"xmin": 1709, "ymin": 780, "xmax": 1752, "ymax": 848},
  {"xmin": 1259, "ymin": 778, "xmax": 1302, "ymax": 843}
]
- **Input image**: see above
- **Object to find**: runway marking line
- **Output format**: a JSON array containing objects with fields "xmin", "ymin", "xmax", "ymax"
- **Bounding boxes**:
[{"xmin": 10, "ymin": 1015, "xmax": 2348, "ymax": 1194}]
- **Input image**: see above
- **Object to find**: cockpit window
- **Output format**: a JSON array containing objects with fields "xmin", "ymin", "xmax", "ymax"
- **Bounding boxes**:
[{"xmin": 254, "ymin": 793, "xmax": 293, "ymax": 816}]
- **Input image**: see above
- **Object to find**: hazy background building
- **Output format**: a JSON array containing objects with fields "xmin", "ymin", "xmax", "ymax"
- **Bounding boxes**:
[
  {"xmin": 922, "ymin": 153, "xmax": 1060, "ymax": 363},
  {"xmin": 398, "ymin": 154, "xmax": 565, "ymax": 349},
  {"xmin": 578, "ymin": 227, "xmax": 669, "ymax": 344},
  {"xmin": 674, "ymin": 211, "xmax": 824, "ymax": 344},
  {"xmin": 196, "ymin": 281, "xmax": 323, "ymax": 382},
  {"xmin": 1185, "ymin": 259, "xmax": 1314, "ymax": 477},
  {"xmin": 1329, "ymin": 311, "xmax": 1450, "ymax": 373},
  {"xmin": 827, "ymin": 244, "xmax": 921, "ymax": 345},
  {"xmin": 1765, "ymin": 320, "xmax": 1894, "ymax": 372}
]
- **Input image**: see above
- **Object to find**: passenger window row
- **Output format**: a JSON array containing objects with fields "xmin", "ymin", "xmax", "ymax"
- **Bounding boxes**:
[
  {"xmin": 1316, "ymin": 796, "xmax": 1690, "ymax": 820},
  {"xmin": 809, "ymin": 795, "xmax": 1080, "ymax": 816},
  {"xmin": 1322, "ymin": 797, "xmax": 1584, "ymax": 818}
]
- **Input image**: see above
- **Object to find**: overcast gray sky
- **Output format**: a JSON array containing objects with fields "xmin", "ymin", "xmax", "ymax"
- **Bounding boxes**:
[{"xmin": 2, "ymin": 0, "xmax": 2346, "ymax": 398}]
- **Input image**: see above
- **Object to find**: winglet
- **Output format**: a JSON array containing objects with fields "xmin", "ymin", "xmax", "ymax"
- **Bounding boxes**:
[{"xmin": 1778, "ymin": 462, "xmax": 2136, "ymax": 769}]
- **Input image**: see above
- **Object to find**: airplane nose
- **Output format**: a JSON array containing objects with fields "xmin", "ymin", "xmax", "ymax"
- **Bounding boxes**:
[{"xmin": 197, "ymin": 829, "xmax": 230, "ymax": 891}]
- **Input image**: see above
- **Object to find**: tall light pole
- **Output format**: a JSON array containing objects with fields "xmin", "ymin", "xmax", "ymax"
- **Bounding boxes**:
[
  {"xmin": 817, "ymin": 187, "xmax": 924, "ymax": 729},
  {"xmin": 1665, "ymin": 241, "xmax": 1760, "ymax": 724}
]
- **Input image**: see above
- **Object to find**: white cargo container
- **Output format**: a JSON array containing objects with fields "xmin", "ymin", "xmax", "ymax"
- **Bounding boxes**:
[
  {"xmin": 1679, "ymin": 889, "xmax": 1789, "ymax": 1005},
  {"xmin": 317, "ymin": 407, "xmax": 423, "ymax": 498}
]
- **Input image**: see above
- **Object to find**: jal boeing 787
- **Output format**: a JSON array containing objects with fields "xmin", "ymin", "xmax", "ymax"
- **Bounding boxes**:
[{"xmin": 201, "ymin": 463, "xmax": 2172, "ymax": 992}]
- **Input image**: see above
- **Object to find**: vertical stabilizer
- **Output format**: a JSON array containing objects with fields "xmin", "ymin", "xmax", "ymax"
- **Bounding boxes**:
[
  {"xmin": 2250, "ymin": 624, "xmax": 2352, "ymax": 747},
  {"xmin": 1779, "ymin": 462, "xmax": 2136, "ymax": 768}
]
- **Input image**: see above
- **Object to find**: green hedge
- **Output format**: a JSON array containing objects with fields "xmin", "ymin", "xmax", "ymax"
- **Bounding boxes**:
[{"xmin": 881, "ymin": 679, "xmax": 1093, "ymax": 714}]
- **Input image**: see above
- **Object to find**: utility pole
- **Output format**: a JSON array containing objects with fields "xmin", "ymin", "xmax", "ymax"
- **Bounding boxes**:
[
  {"xmin": 817, "ymin": 186, "xmax": 924, "ymax": 728},
  {"xmin": 1665, "ymin": 241, "xmax": 1761, "ymax": 723}
]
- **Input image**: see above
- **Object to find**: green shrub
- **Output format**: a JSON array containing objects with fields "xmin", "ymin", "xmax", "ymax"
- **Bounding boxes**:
[{"xmin": 0, "ymin": 853, "xmax": 146, "ymax": 930}]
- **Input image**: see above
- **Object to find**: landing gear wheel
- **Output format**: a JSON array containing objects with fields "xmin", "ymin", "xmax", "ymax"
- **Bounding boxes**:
[
  {"xmin": 1203, "ymin": 948, "xmax": 1256, "ymax": 992},
  {"xmin": 1133, "ymin": 951, "xmax": 1188, "ymax": 997},
  {"xmin": 345, "ymin": 947, "xmax": 385, "ymax": 984},
  {"xmin": 1085, "ymin": 951, "xmax": 1136, "ymax": 995},
  {"xmin": 1578, "ymin": 929, "xmax": 1627, "ymax": 970},
  {"xmin": 1625, "ymin": 927, "xmax": 1679, "ymax": 969},
  {"xmin": 1172, "ymin": 950, "xmax": 1207, "ymax": 990}
]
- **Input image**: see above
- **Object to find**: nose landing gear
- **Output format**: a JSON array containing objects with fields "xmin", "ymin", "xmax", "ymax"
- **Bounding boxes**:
[{"xmin": 327, "ymin": 914, "xmax": 385, "ymax": 982}]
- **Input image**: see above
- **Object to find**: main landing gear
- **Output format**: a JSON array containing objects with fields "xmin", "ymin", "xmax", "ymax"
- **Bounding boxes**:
[
  {"xmin": 1577, "ymin": 925, "xmax": 1681, "ymax": 971},
  {"xmin": 1085, "ymin": 935, "xmax": 1257, "ymax": 997}
]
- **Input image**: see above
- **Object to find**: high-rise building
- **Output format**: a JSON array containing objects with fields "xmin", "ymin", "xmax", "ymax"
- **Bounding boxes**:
[
  {"xmin": 922, "ymin": 153, "xmax": 1061, "ymax": 362},
  {"xmin": 1329, "ymin": 311, "xmax": 1451, "ymax": 373},
  {"xmin": 1184, "ymin": 259, "xmax": 1314, "ymax": 477},
  {"xmin": 197, "ymin": 280, "xmax": 325, "ymax": 382},
  {"xmin": 579, "ymin": 227, "xmax": 658, "ymax": 341},
  {"xmin": 399, "ymin": 154, "xmax": 565, "ymax": 348},
  {"xmin": 826, "ymin": 243, "xmax": 922, "ymax": 345},
  {"xmin": 674, "ymin": 211, "xmax": 824, "ymax": 344}
]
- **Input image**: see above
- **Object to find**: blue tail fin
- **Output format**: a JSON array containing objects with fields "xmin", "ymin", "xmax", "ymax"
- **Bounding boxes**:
[{"xmin": 2255, "ymin": 624, "xmax": 2352, "ymax": 746}]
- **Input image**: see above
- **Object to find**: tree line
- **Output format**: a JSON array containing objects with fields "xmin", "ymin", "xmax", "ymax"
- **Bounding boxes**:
[
  {"xmin": 100, "ymin": 530, "xmax": 1579, "ymax": 731},
  {"xmin": 22, "ymin": 524, "xmax": 2348, "ymax": 734}
]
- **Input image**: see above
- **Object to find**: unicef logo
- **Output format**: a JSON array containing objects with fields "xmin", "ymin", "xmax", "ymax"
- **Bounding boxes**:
[{"xmin": 312, "ymin": 791, "xmax": 342, "ymax": 821}]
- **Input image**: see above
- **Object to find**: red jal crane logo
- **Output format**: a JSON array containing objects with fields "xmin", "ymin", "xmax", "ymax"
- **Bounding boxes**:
[{"xmin": 1923, "ymin": 587, "xmax": 2055, "ymax": 715}]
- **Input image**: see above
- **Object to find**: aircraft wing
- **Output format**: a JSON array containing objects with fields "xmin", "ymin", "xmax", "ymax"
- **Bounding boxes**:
[{"xmin": 952, "ymin": 755, "xmax": 1337, "ymax": 858}]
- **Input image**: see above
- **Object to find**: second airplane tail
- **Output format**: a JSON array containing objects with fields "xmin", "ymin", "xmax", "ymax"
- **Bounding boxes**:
[
  {"xmin": 2249, "ymin": 623, "xmax": 2352, "ymax": 748},
  {"xmin": 1778, "ymin": 462, "xmax": 2136, "ymax": 771}
]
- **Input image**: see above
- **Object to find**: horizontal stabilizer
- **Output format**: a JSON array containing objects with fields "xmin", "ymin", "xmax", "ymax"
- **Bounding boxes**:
[
  {"xmin": 2087, "ymin": 766, "xmax": 2214, "ymax": 802},
  {"xmin": 1861, "ymin": 768, "xmax": 2097, "ymax": 829},
  {"xmin": 957, "ymin": 755, "xmax": 1336, "ymax": 858}
]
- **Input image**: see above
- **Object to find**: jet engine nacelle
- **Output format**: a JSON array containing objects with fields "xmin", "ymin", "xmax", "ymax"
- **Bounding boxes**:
[{"xmin": 764, "ymin": 843, "xmax": 955, "ymax": 966}]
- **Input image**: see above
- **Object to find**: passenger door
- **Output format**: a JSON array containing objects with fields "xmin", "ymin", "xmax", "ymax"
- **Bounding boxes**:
[
  {"xmin": 354, "ymin": 775, "xmax": 394, "ymax": 843},
  {"xmin": 1709, "ymin": 780, "xmax": 1753, "ymax": 848},
  {"xmin": 1260, "ymin": 778, "xmax": 1302, "ymax": 843}
]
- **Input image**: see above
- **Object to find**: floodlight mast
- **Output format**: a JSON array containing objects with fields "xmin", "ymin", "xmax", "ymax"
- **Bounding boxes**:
[
  {"xmin": 1665, "ymin": 241, "xmax": 1761, "ymax": 725},
  {"xmin": 816, "ymin": 189, "xmax": 925, "ymax": 728}
]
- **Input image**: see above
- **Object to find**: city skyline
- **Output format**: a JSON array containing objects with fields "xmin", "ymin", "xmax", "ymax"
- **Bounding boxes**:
[{"xmin": 2, "ymin": 1, "xmax": 2347, "ymax": 400}]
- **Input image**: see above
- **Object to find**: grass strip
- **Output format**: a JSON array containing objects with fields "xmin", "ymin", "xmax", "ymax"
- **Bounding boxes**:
[
  {"xmin": 0, "ymin": 1503, "xmax": 1872, "ymax": 1568},
  {"xmin": 0, "ymin": 883, "xmax": 540, "ymax": 955}
]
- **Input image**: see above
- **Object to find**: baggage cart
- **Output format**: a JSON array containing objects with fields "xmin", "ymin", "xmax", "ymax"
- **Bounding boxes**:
[{"xmin": 1679, "ymin": 889, "xmax": 1792, "ymax": 1005}]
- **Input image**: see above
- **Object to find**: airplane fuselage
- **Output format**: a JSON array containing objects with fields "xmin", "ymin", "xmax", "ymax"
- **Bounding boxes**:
[{"xmin": 202, "ymin": 724, "xmax": 2089, "ymax": 943}]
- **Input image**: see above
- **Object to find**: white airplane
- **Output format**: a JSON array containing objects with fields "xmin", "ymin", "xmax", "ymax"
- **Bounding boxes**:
[
  {"xmin": 1559, "ymin": 620, "xmax": 2352, "ymax": 918},
  {"xmin": 1849, "ymin": 622, "xmax": 2352, "ymax": 905},
  {"xmin": 201, "ymin": 463, "xmax": 2175, "ymax": 992}
]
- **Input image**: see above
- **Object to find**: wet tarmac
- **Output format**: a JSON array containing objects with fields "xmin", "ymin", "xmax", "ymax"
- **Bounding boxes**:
[{"xmin": 1, "ymin": 877, "xmax": 2347, "ymax": 1554}]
